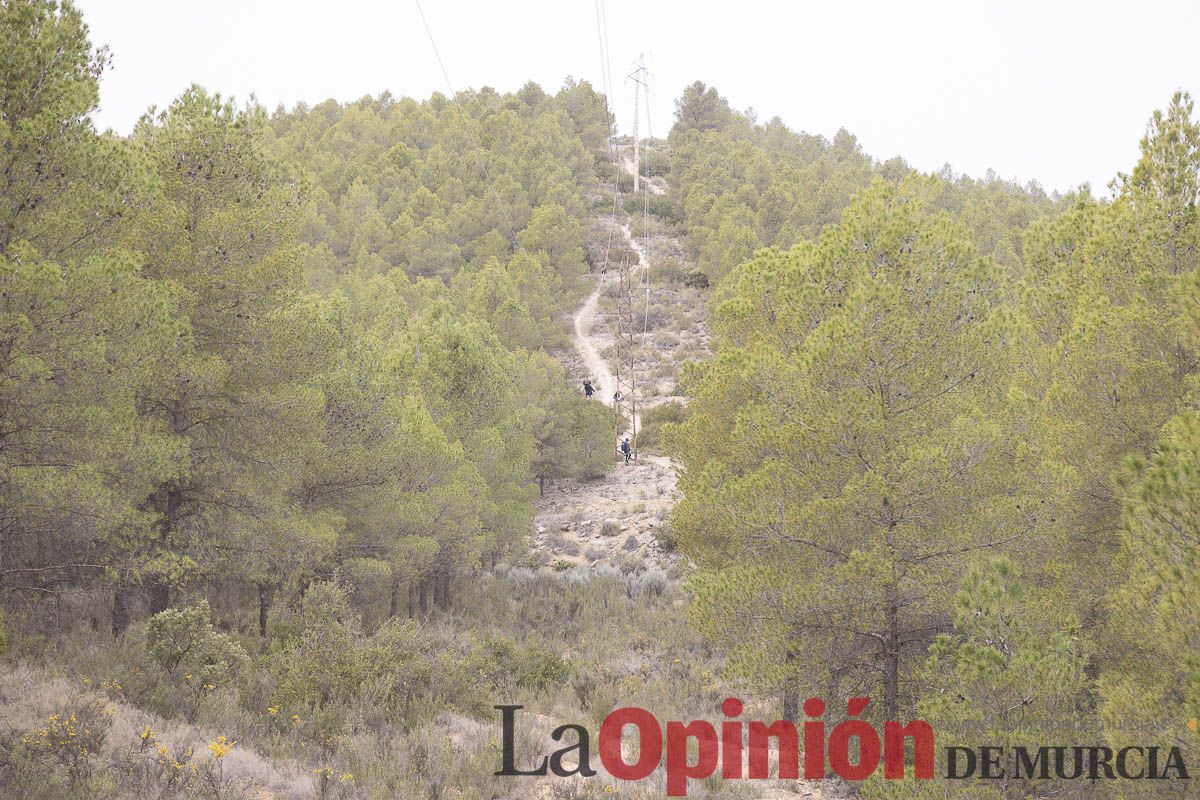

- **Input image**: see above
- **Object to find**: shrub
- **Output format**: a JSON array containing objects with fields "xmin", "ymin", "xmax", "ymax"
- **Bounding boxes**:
[
  {"xmin": 643, "ymin": 149, "xmax": 670, "ymax": 177},
  {"xmin": 146, "ymin": 601, "xmax": 247, "ymax": 719},
  {"xmin": 638, "ymin": 401, "xmax": 686, "ymax": 452},
  {"xmin": 652, "ymin": 522, "xmax": 677, "ymax": 553},
  {"xmin": 594, "ymin": 564, "xmax": 622, "ymax": 581},
  {"xmin": 268, "ymin": 583, "xmax": 493, "ymax": 731},
  {"xmin": 652, "ymin": 258, "xmax": 688, "ymax": 284},
  {"xmin": 483, "ymin": 635, "xmax": 569, "ymax": 693},
  {"xmin": 683, "ymin": 270, "xmax": 709, "ymax": 289},
  {"xmin": 646, "ymin": 194, "xmax": 680, "ymax": 223},
  {"xmin": 618, "ymin": 555, "xmax": 644, "ymax": 574},
  {"xmin": 146, "ymin": 601, "xmax": 247, "ymax": 680},
  {"xmin": 640, "ymin": 570, "xmax": 668, "ymax": 598},
  {"xmin": 640, "ymin": 307, "xmax": 669, "ymax": 331}
]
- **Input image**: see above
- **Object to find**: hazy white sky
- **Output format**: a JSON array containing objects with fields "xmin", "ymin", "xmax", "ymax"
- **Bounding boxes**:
[{"xmin": 76, "ymin": 0, "xmax": 1198, "ymax": 195}]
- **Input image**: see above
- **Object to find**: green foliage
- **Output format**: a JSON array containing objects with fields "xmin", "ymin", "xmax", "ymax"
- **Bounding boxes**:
[
  {"xmin": 636, "ymin": 400, "xmax": 686, "ymax": 452},
  {"xmin": 0, "ymin": 0, "xmax": 143, "ymax": 260},
  {"xmin": 916, "ymin": 559, "xmax": 1087, "ymax": 797},
  {"xmin": 482, "ymin": 634, "xmax": 569, "ymax": 692},
  {"xmin": 0, "ymin": 0, "xmax": 613, "ymax": 631},
  {"xmin": 146, "ymin": 601, "xmax": 247, "ymax": 685},
  {"xmin": 269, "ymin": 88, "xmax": 598, "ymax": 305},
  {"xmin": 668, "ymin": 92, "xmax": 1200, "ymax": 785},
  {"xmin": 262, "ymin": 581, "xmax": 577, "ymax": 739},
  {"xmin": 10, "ymin": 5, "xmax": 1200, "ymax": 797},
  {"xmin": 667, "ymin": 88, "xmax": 1056, "ymax": 281},
  {"xmin": 263, "ymin": 86, "xmax": 614, "ymax": 591},
  {"xmin": 524, "ymin": 351, "xmax": 612, "ymax": 489},
  {"xmin": 0, "ymin": 1, "xmax": 185, "ymax": 615},
  {"xmin": 673, "ymin": 178, "xmax": 1024, "ymax": 716},
  {"xmin": 1100, "ymin": 410, "xmax": 1200, "ymax": 771},
  {"xmin": 123, "ymin": 86, "xmax": 337, "ymax": 619},
  {"xmin": 670, "ymin": 81, "xmax": 737, "ymax": 141}
]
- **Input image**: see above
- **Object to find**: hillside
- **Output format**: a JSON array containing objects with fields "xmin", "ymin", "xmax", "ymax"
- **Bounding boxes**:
[{"xmin": 4, "ymin": 4, "xmax": 1200, "ymax": 800}]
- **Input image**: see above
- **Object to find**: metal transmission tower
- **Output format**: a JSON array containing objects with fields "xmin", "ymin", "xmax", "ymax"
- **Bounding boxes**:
[
  {"xmin": 611, "ymin": 57, "xmax": 652, "ymax": 462},
  {"xmin": 628, "ymin": 56, "xmax": 647, "ymax": 192}
]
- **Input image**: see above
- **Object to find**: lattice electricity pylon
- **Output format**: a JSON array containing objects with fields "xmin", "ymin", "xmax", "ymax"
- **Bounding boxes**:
[{"xmin": 611, "ymin": 249, "xmax": 643, "ymax": 462}]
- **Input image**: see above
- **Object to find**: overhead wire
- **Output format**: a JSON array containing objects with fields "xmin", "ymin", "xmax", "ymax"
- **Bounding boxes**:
[
  {"xmin": 413, "ymin": 0, "xmax": 520, "ymax": 248},
  {"xmin": 641, "ymin": 65, "xmax": 653, "ymax": 345},
  {"xmin": 593, "ymin": 0, "xmax": 630, "ymax": 452},
  {"xmin": 412, "ymin": 0, "xmax": 601, "ymax": 330},
  {"xmin": 594, "ymin": 0, "xmax": 622, "ymax": 275}
]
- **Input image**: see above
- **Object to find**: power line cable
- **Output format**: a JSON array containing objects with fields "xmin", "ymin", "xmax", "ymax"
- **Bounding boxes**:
[{"xmin": 413, "ymin": 0, "xmax": 520, "ymax": 247}]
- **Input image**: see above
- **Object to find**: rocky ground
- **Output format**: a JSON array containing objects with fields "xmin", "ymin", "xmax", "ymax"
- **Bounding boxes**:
[
  {"xmin": 531, "ymin": 180, "xmax": 704, "ymax": 577},
  {"xmin": 531, "ymin": 451, "xmax": 680, "ymax": 574},
  {"xmin": 513, "ymin": 152, "xmax": 841, "ymax": 800}
]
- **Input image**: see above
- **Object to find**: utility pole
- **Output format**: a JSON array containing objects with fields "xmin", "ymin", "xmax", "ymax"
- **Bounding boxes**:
[{"xmin": 628, "ymin": 56, "xmax": 647, "ymax": 193}]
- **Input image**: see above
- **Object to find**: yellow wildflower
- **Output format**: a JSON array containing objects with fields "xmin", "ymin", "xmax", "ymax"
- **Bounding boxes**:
[{"xmin": 207, "ymin": 735, "xmax": 236, "ymax": 759}]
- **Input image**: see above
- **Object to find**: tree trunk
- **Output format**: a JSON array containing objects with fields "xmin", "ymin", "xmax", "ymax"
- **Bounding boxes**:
[
  {"xmin": 389, "ymin": 577, "xmax": 401, "ymax": 618},
  {"xmin": 883, "ymin": 599, "xmax": 900, "ymax": 720},
  {"xmin": 257, "ymin": 584, "xmax": 272, "ymax": 638},
  {"xmin": 147, "ymin": 481, "xmax": 185, "ymax": 616},
  {"xmin": 111, "ymin": 583, "xmax": 133, "ymax": 637},
  {"xmin": 148, "ymin": 581, "xmax": 170, "ymax": 615},
  {"xmin": 782, "ymin": 647, "xmax": 799, "ymax": 722}
]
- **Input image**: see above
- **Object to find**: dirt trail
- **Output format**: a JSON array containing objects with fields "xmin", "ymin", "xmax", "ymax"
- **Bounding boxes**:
[
  {"xmin": 526, "ymin": 146, "xmax": 836, "ymax": 800},
  {"xmin": 534, "ymin": 150, "xmax": 690, "ymax": 571},
  {"xmin": 572, "ymin": 279, "xmax": 619, "ymax": 422},
  {"xmin": 540, "ymin": 218, "xmax": 677, "ymax": 572},
  {"xmin": 569, "ymin": 220, "xmax": 650, "ymax": 434}
]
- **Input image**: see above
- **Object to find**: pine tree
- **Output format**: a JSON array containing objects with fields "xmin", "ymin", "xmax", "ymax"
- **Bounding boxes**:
[
  {"xmin": 0, "ymin": 0, "xmax": 182, "ymax": 614},
  {"xmin": 0, "ymin": 0, "xmax": 143, "ymax": 260},
  {"xmin": 672, "ymin": 178, "xmax": 1025, "ymax": 719},
  {"xmin": 122, "ymin": 87, "xmax": 336, "ymax": 625}
]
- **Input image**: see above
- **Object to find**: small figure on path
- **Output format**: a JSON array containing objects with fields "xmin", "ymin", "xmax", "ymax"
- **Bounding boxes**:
[
  {"xmin": 620, "ymin": 438, "xmax": 632, "ymax": 465},
  {"xmin": 583, "ymin": 379, "xmax": 594, "ymax": 398}
]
